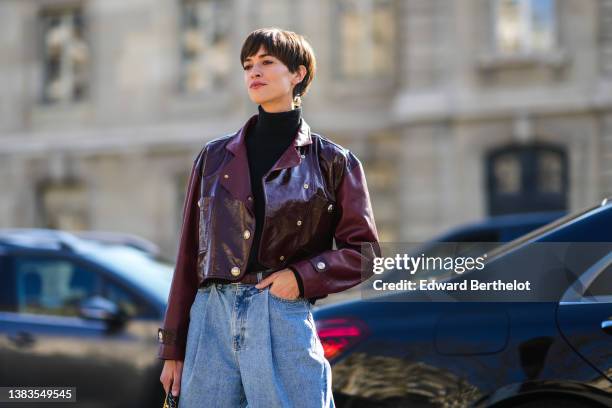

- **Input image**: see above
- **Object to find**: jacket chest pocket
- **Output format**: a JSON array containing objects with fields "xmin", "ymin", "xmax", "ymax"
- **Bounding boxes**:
[
  {"xmin": 198, "ymin": 196, "xmax": 213, "ymax": 254},
  {"xmin": 294, "ymin": 192, "xmax": 337, "ymax": 249}
]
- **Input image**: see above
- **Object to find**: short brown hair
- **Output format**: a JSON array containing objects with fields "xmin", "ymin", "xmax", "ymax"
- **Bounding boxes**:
[{"xmin": 240, "ymin": 27, "xmax": 316, "ymax": 98}]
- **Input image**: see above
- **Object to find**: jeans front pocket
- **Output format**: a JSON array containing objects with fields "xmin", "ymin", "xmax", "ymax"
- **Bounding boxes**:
[{"xmin": 267, "ymin": 287, "xmax": 308, "ymax": 305}]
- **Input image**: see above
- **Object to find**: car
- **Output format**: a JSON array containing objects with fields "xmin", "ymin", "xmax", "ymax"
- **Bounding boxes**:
[
  {"xmin": 433, "ymin": 211, "xmax": 566, "ymax": 244},
  {"xmin": 0, "ymin": 211, "xmax": 574, "ymax": 407},
  {"xmin": 67, "ymin": 230, "xmax": 163, "ymax": 258},
  {"xmin": 313, "ymin": 202, "xmax": 612, "ymax": 407},
  {"xmin": 317, "ymin": 211, "xmax": 565, "ymax": 306},
  {"xmin": 0, "ymin": 229, "xmax": 171, "ymax": 407}
]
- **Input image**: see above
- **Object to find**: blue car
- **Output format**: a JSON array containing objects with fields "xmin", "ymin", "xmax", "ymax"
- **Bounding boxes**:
[
  {"xmin": 0, "ymin": 229, "xmax": 171, "ymax": 407},
  {"xmin": 433, "ymin": 211, "xmax": 566, "ymax": 243},
  {"xmin": 313, "ymin": 203, "xmax": 611, "ymax": 407}
]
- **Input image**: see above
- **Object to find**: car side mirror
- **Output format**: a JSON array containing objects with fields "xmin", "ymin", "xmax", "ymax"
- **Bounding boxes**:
[{"xmin": 79, "ymin": 295, "xmax": 128, "ymax": 330}]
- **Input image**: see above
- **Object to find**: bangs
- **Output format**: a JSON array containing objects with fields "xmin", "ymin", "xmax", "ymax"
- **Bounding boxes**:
[{"xmin": 240, "ymin": 29, "xmax": 300, "ymax": 72}]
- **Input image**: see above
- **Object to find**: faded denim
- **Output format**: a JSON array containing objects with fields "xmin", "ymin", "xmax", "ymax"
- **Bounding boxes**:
[{"xmin": 179, "ymin": 282, "xmax": 335, "ymax": 408}]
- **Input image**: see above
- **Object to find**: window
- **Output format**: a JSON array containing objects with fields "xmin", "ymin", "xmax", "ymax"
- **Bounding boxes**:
[
  {"xmin": 179, "ymin": 0, "xmax": 232, "ymax": 93},
  {"xmin": 493, "ymin": 153, "xmax": 521, "ymax": 194},
  {"xmin": 40, "ymin": 6, "xmax": 89, "ymax": 104},
  {"xmin": 104, "ymin": 280, "xmax": 152, "ymax": 318},
  {"xmin": 334, "ymin": 0, "xmax": 395, "ymax": 78},
  {"xmin": 0, "ymin": 256, "xmax": 16, "ymax": 312},
  {"xmin": 538, "ymin": 151, "xmax": 563, "ymax": 193},
  {"xmin": 39, "ymin": 182, "xmax": 89, "ymax": 230},
  {"xmin": 486, "ymin": 144, "xmax": 568, "ymax": 215},
  {"xmin": 494, "ymin": 0, "xmax": 556, "ymax": 54},
  {"xmin": 252, "ymin": 0, "xmax": 296, "ymax": 29},
  {"xmin": 14, "ymin": 257, "xmax": 101, "ymax": 317},
  {"xmin": 587, "ymin": 264, "xmax": 612, "ymax": 298}
]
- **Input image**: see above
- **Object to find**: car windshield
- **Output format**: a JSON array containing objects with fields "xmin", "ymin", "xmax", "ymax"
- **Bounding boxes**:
[
  {"xmin": 485, "ymin": 201, "xmax": 606, "ymax": 262},
  {"xmin": 77, "ymin": 241, "xmax": 174, "ymax": 302},
  {"xmin": 383, "ymin": 202, "xmax": 607, "ymax": 285}
]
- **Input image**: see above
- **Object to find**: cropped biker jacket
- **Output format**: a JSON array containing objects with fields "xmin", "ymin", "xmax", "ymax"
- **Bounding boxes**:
[{"xmin": 158, "ymin": 114, "xmax": 381, "ymax": 360}]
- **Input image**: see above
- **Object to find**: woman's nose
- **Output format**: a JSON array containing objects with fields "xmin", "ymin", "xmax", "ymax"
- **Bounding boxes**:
[{"xmin": 250, "ymin": 64, "xmax": 263, "ymax": 78}]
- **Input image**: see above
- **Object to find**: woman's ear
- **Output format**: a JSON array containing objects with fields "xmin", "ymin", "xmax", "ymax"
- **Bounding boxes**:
[{"xmin": 293, "ymin": 65, "xmax": 307, "ymax": 85}]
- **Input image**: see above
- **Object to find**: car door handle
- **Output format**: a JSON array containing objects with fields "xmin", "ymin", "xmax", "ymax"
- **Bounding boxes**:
[
  {"xmin": 8, "ymin": 331, "xmax": 36, "ymax": 348},
  {"xmin": 602, "ymin": 319, "xmax": 612, "ymax": 335}
]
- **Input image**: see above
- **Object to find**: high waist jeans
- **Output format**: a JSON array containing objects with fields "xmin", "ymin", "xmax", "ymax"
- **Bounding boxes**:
[{"xmin": 179, "ymin": 281, "xmax": 335, "ymax": 408}]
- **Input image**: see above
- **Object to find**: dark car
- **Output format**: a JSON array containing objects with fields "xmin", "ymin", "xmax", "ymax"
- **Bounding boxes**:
[
  {"xmin": 432, "ymin": 211, "xmax": 566, "ymax": 244},
  {"xmin": 0, "ymin": 211, "xmax": 576, "ymax": 407},
  {"xmin": 0, "ymin": 229, "xmax": 171, "ymax": 407},
  {"xmin": 313, "ymin": 203, "xmax": 612, "ymax": 407}
]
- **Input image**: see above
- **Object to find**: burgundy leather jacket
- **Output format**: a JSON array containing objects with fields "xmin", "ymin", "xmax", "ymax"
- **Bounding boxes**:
[{"xmin": 158, "ymin": 114, "xmax": 381, "ymax": 360}]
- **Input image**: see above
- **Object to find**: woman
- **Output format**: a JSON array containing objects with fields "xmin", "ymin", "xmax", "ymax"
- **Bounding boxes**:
[{"xmin": 158, "ymin": 27, "xmax": 380, "ymax": 407}]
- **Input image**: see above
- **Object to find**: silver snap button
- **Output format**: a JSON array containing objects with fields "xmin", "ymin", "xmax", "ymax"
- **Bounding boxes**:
[
  {"xmin": 243, "ymin": 230, "xmax": 251, "ymax": 240},
  {"xmin": 231, "ymin": 266, "xmax": 240, "ymax": 276},
  {"xmin": 300, "ymin": 154, "xmax": 306, "ymax": 159},
  {"xmin": 296, "ymin": 220, "xmax": 302, "ymax": 226},
  {"xmin": 303, "ymin": 183, "xmax": 309, "ymax": 189},
  {"xmin": 279, "ymin": 255, "xmax": 285, "ymax": 261},
  {"xmin": 327, "ymin": 204, "xmax": 333, "ymax": 212},
  {"xmin": 197, "ymin": 198, "xmax": 202, "ymax": 208},
  {"xmin": 316, "ymin": 261, "xmax": 326, "ymax": 270},
  {"xmin": 224, "ymin": 174, "xmax": 229, "ymax": 179}
]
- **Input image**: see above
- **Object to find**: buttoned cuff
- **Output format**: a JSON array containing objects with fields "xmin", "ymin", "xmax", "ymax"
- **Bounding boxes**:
[
  {"xmin": 288, "ymin": 255, "xmax": 329, "ymax": 299},
  {"xmin": 157, "ymin": 328, "xmax": 187, "ymax": 361}
]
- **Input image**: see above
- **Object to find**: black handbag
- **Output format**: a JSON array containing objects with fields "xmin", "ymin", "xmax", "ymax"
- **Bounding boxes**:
[{"xmin": 162, "ymin": 390, "xmax": 179, "ymax": 408}]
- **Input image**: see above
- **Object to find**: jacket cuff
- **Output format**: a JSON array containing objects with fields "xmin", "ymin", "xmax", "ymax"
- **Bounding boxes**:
[
  {"xmin": 157, "ymin": 328, "xmax": 187, "ymax": 361},
  {"xmin": 288, "ymin": 266, "xmax": 304, "ymax": 298},
  {"xmin": 288, "ymin": 255, "xmax": 329, "ymax": 299}
]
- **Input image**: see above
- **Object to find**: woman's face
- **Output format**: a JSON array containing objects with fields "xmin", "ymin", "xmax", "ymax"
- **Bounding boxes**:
[{"xmin": 243, "ymin": 45, "xmax": 305, "ymax": 112}]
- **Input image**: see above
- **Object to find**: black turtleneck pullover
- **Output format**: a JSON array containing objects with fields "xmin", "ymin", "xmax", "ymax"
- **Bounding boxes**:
[{"xmin": 245, "ymin": 105, "xmax": 304, "ymax": 297}]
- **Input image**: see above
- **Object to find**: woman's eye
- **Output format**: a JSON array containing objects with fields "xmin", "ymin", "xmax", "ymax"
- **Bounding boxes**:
[{"xmin": 243, "ymin": 61, "xmax": 272, "ymax": 70}]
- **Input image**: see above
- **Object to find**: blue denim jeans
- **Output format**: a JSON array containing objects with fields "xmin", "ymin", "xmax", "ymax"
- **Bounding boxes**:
[{"xmin": 179, "ymin": 280, "xmax": 335, "ymax": 408}]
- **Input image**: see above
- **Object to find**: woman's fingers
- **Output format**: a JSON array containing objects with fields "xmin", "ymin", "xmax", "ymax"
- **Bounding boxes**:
[
  {"xmin": 160, "ymin": 360, "xmax": 174, "ymax": 394},
  {"xmin": 255, "ymin": 272, "xmax": 278, "ymax": 289},
  {"xmin": 172, "ymin": 360, "xmax": 183, "ymax": 396},
  {"xmin": 267, "ymin": 270, "xmax": 300, "ymax": 299}
]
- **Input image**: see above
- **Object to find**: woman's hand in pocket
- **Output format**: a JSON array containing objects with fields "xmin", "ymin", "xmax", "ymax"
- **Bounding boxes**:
[{"xmin": 255, "ymin": 269, "xmax": 300, "ymax": 300}]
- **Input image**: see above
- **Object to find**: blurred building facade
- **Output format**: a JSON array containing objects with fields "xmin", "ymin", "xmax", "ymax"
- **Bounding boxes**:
[{"xmin": 1, "ymin": 0, "xmax": 611, "ymax": 259}]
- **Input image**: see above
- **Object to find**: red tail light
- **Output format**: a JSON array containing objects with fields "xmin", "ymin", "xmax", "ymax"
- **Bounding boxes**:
[{"xmin": 315, "ymin": 317, "xmax": 369, "ymax": 360}]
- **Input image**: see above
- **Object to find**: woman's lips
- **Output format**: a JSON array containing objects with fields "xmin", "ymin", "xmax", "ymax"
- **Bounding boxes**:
[{"xmin": 250, "ymin": 83, "xmax": 266, "ymax": 89}]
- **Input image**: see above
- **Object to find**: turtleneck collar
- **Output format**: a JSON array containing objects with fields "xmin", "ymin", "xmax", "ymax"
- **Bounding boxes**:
[{"xmin": 253, "ymin": 104, "xmax": 302, "ymax": 140}]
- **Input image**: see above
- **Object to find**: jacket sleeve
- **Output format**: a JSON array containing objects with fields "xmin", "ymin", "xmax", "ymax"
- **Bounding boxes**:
[
  {"xmin": 157, "ymin": 147, "xmax": 205, "ymax": 360},
  {"xmin": 288, "ymin": 151, "xmax": 381, "ymax": 299}
]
